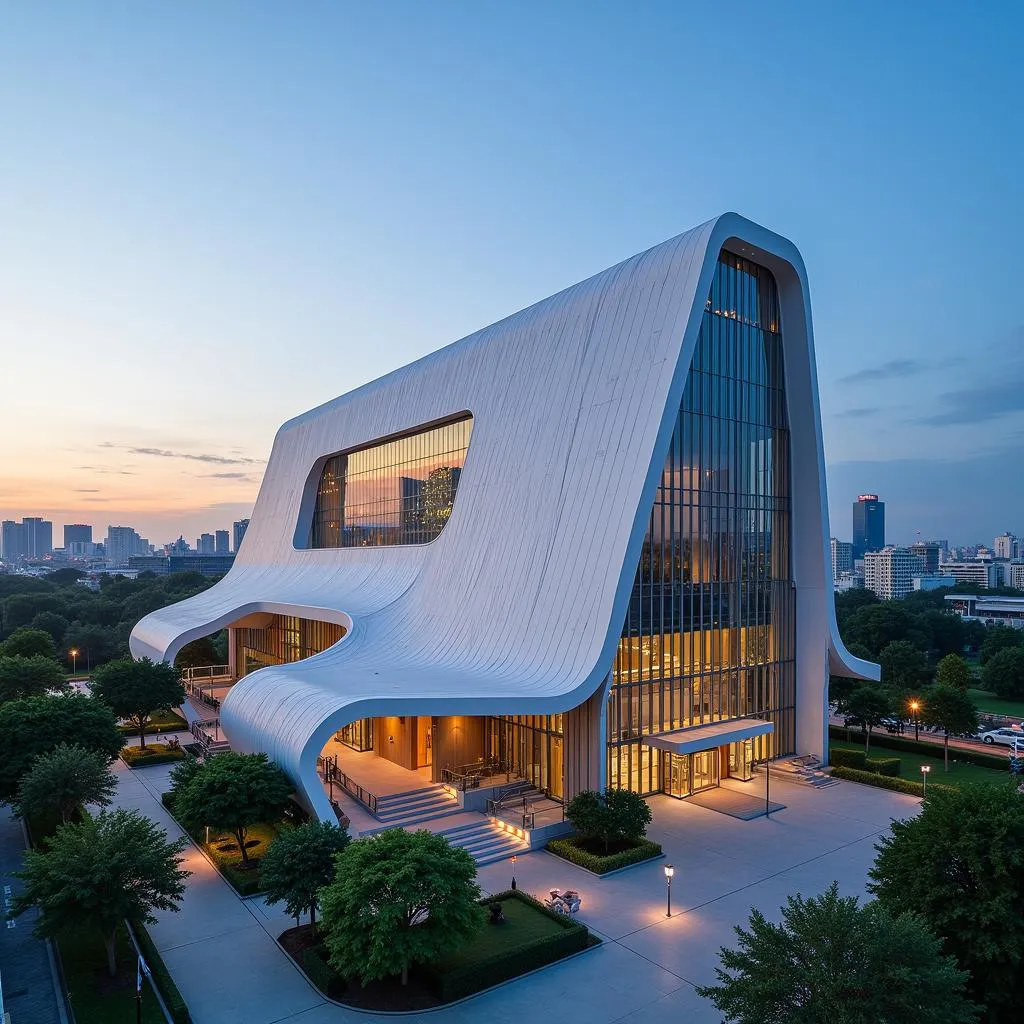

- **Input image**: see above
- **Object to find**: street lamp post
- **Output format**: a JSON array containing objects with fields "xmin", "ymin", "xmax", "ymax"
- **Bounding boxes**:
[
  {"xmin": 69, "ymin": 647, "xmax": 78, "ymax": 677},
  {"xmin": 909, "ymin": 700, "xmax": 920, "ymax": 742},
  {"xmin": 664, "ymin": 864, "xmax": 674, "ymax": 917},
  {"xmin": 920, "ymin": 764, "xmax": 931, "ymax": 797},
  {"xmin": 511, "ymin": 855, "xmax": 517, "ymax": 891}
]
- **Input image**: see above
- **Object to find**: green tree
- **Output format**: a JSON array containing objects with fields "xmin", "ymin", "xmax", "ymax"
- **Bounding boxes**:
[
  {"xmin": 696, "ymin": 882, "xmax": 977, "ymax": 1024},
  {"xmin": 841, "ymin": 604, "xmax": 926, "ymax": 658},
  {"xmin": 90, "ymin": 657, "xmax": 185, "ymax": 748},
  {"xmin": 565, "ymin": 788, "xmax": 652, "ymax": 853},
  {"xmin": 935, "ymin": 652, "xmax": 973, "ymax": 692},
  {"xmin": 979, "ymin": 624, "xmax": 1024, "ymax": 665},
  {"xmin": 0, "ymin": 627, "xmax": 57, "ymax": 660},
  {"xmin": 982, "ymin": 646, "xmax": 1024, "ymax": 700},
  {"xmin": 16, "ymin": 743, "xmax": 117, "ymax": 824},
  {"xmin": 0, "ymin": 693, "xmax": 123, "ymax": 801},
  {"xmin": 12, "ymin": 809, "xmax": 189, "ymax": 977},
  {"xmin": 869, "ymin": 783, "xmax": 1024, "ymax": 1021},
  {"xmin": 174, "ymin": 635, "xmax": 219, "ymax": 670},
  {"xmin": 878, "ymin": 640, "xmax": 929, "ymax": 694},
  {"xmin": 0, "ymin": 655, "xmax": 68, "ymax": 702},
  {"xmin": 262, "ymin": 821, "xmax": 350, "ymax": 926},
  {"xmin": 29, "ymin": 611, "xmax": 69, "ymax": 650},
  {"xmin": 842, "ymin": 685, "xmax": 891, "ymax": 754},
  {"xmin": 319, "ymin": 829, "xmax": 481, "ymax": 986},
  {"xmin": 923, "ymin": 684, "xmax": 980, "ymax": 771},
  {"xmin": 173, "ymin": 752, "xmax": 293, "ymax": 865}
]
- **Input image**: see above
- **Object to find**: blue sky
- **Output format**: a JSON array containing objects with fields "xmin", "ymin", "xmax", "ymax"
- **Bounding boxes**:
[{"xmin": 1, "ymin": 1, "xmax": 1021, "ymax": 546}]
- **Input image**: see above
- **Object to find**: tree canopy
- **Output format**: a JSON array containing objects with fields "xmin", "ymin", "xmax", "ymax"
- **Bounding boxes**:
[
  {"xmin": 320, "ymin": 829, "xmax": 481, "ymax": 986},
  {"xmin": 979, "ymin": 624, "xmax": 1024, "ymax": 666},
  {"xmin": 565, "ymin": 788, "xmax": 652, "ymax": 853},
  {"xmin": 923, "ymin": 684, "xmax": 979, "ymax": 770},
  {"xmin": 262, "ymin": 821, "xmax": 350, "ymax": 926},
  {"xmin": 878, "ymin": 640, "xmax": 929, "ymax": 693},
  {"xmin": 0, "ymin": 693, "xmax": 123, "ymax": 801},
  {"xmin": 0, "ymin": 627, "xmax": 57, "ymax": 659},
  {"xmin": 90, "ymin": 657, "xmax": 185, "ymax": 748},
  {"xmin": 173, "ymin": 752, "xmax": 293, "ymax": 864},
  {"xmin": 696, "ymin": 882, "xmax": 977, "ymax": 1024},
  {"xmin": 842, "ymin": 685, "xmax": 891, "ymax": 753},
  {"xmin": 935, "ymin": 652, "xmax": 973, "ymax": 691},
  {"xmin": 869, "ymin": 783, "xmax": 1024, "ymax": 1022},
  {"xmin": 12, "ymin": 808, "xmax": 189, "ymax": 977},
  {"xmin": 982, "ymin": 645, "xmax": 1024, "ymax": 700},
  {"xmin": 0, "ymin": 655, "xmax": 68, "ymax": 703},
  {"xmin": 17, "ymin": 743, "xmax": 117, "ymax": 824}
]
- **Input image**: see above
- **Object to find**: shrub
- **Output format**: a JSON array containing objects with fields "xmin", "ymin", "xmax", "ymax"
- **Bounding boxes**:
[
  {"xmin": 830, "ymin": 766, "xmax": 953, "ymax": 797},
  {"xmin": 301, "ymin": 945, "xmax": 344, "ymax": 998},
  {"xmin": 547, "ymin": 835, "xmax": 662, "ymax": 873},
  {"xmin": 121, "ymin": 743, "xmax": 186, "ymax": 768},
  {"xmin": 830, "ymin": 748, "xmax": 867, "ymax": 770},
  {"xmin": 866, "ymin": 756, "xmax": 901, "ymax": 777},
  {"xmin": 130, "ymin": 920, "xmax": 191, "ymax": 1023},
  {"xmin": 564, "ymin": 788, "xmax": 652, "ymax": 853},
  {"xmin": 415, "ymin": 890, "xmax": 590, "ymax": 1003}
]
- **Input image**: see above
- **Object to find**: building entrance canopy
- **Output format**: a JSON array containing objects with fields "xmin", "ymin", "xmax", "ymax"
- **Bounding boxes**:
[{"xmin": 642, "ymin": 719, "xmax": 774, "ymax": 755}]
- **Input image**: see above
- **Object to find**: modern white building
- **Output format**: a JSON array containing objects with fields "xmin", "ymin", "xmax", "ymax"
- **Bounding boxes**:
[
  {"xmin": 995, "ymin": 533, "xmax": 1019, "ymax": 560},
  {"xmin": 945, "ymin": 593, "xmax": 1024, "ymax": 629},
  {"xmin": 941, "ymin": 560, "xmax": 1003, "ymax": 589},
  {"xmin": 863, "ymin": 546, "xmax": 917, "ymax": 601},
  {"xmin": 131, "ymin": 213, "xmax": 875, "ymax": 822}
]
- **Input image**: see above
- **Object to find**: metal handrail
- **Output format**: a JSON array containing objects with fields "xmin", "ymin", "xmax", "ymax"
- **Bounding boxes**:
[
  {"xmin": 180, "ymin": 664, "xmax": 232, "ymax": 682},
  {"xmin": 318, "ymin": 754, "xmax": 378, "ymax": 815}
]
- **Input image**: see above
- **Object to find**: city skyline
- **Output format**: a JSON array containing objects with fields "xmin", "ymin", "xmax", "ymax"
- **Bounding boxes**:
[{"xmin": 2, "ymin": 4, "xmax": 1022, "ymax": 544}]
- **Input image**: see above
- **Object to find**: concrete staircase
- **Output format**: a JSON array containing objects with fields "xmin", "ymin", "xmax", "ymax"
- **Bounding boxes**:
[
  {"xmin": 437, "ymin": 819, "xmax": 530, "ymax": 866},
  {"xmin": 362, "ymin": 784, "xmax": 463, "ymax": 833}
]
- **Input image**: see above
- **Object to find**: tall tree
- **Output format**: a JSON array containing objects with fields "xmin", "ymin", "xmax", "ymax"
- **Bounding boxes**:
[
  {"xmin": 0, "ymin": 627, "xmax": 57, "ymax": 660},
  {"xmin": 29, "ymin": 612, "xmax": 69, "ymax": 650},
  {"xmin": 696, "ymin": 882, "xmax": 977, "ymax": 1024},
  {"xmin": 320, "ymin": 829, "xmax": 481, "ymax": 986},
  {"xmin": 842, "ymin": 685, "xmax": 891, "ymax": 754},
  {"xmin": 262, "ymin": 821, "xmax": 350, "ymax": 926},
  {"xmin": 923, "ymin": 684, "xmax": 980, "ymax": 771},
  {"xmin": 878, "ymin": 640, "xmax": 929, "ymax": 694},
  {"xmin": 17, "ymin": 743, "xmax": 117, "ymax": 823},
  {"xmin": 0, "ymin": 655, "xmax": 68, "ymax": 702},
  {"xmin": 935, "ymin": 652, "xmax": 973, "ymax": 692},
  {"xmin": 12, "ymin": 809, "xmax": 189, "ymax": 977},
  {"xmin": 90, "ymin": 657, "xmax": 185, "ymax": 748},
  {"xmin": 982, "ymin": 646, "xmax": 1024, "ymax": 701},
  {"xmin": 979, "ymin": 624, "xmax": 1024, "ymax": 666},
  {"xmin": 173, "ymin": 752, "xmax": 293, "ymax": 865},
  {"xmin": 869, "ymin": 783, "xmax": 1024, "ymax": 1022},
  {"xmin": 0, "ymin": 693, "xmax": 123, "ymax": 802}
]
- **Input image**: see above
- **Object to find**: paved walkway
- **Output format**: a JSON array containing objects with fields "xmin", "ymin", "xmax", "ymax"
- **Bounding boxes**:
[
  {"xmin": 0, "ymin": 807, "xmax": 63, "ymax": 1024},
  {"xmin": 110, "ymin": 759, "xmax": 919, "ymax": 1024}
]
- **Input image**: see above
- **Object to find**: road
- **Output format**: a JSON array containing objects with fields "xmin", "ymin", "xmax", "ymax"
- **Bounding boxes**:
[{"xmin": 829, "ymin": 716, "xmax": 1022, "ymax": 758}]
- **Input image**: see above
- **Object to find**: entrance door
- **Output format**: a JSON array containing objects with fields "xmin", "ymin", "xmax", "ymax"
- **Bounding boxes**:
[
  {"xmin": 691, "ymin": 750, "xmax": 719, "ymax": 792},
  {"xmin": 665, "ymin": 752, "xmax": 691, "ymax": 798}
]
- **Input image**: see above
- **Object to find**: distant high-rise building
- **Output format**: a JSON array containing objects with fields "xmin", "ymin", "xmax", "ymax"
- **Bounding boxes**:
[
  {"xmin": 1, "ymin": 520, "xmax": 25, "ymax": 562},
  {"xmin": 167, "ymin": 536, "xmax": 191, "ymax": 557},
  {"xmin": 830, "ymin": 538, "xmax": 854, "ymax": 579},
  {"xmin": 63, "ymin": 523, "xmax": 93, "ymax": 549},
  {"xmin": 197, "ymin": 533, "xmax": 215, "ymax": 554},
  {"xmin": 233, "ymin": 518, "xmax": 250, "ymax": 553},
  {"xmin": 106, "ymin": 526, "xmax": 149, "ymax": 568},
  {"xmin": 852, "ymin": 494, "xmax": 885, "ymax": 559},
  {"xmin": 215, "ymin": 530, "xmax": 230, "ymax": 554},
  {"xmin": 21, "ymin": 517, "xmax": 53, "ymax": 558},
  {"xmin": 909, "ymin": 541, "xmax": 940, "ymax": 575},
  {"xmin": 864, "ymin": 546, "xmax": 915, "ymax": 601},
  {"xmin": 995, "ymin": 532, "xmax": 1018, "ymax": 560},
  {"xmin": 941, "ymin": 560, "xmax": 1002, "ymax": 589}
]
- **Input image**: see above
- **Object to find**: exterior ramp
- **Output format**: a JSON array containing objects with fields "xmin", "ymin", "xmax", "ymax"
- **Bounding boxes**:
[{"xmin": 131, "ymin": 213, "xmax": 876, "ymax": 822}]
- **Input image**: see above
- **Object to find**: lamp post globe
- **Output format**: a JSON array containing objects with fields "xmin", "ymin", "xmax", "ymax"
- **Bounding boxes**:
[
  {"xmin": 664, "ymin": 864, "xmax": 674, "ymax": 917},
  {"xmin": 920, "ymin": 763, "xmax": 931, "ymax": 797}
]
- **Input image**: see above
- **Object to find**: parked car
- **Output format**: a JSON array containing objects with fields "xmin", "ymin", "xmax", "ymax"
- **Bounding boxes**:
[{"xmin": 977, "ymin": 727, "xmax": 1024, "ymax": 748}]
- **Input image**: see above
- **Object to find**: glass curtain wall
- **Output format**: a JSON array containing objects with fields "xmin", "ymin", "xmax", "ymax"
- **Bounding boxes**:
[
  {"xmin": 310, "ymin": 415, "xmax": 473, "ymax": 548},
  {"xmin": 607, "ymin": 250, "xmax": 796, "ymax": 795},
  {"xmin": 487, "ymin": 715, "xmax": 564, "ymax": 799},
  {"xmin": 233, "ymin": 614, "xmax": 346, "ymax": 677}
]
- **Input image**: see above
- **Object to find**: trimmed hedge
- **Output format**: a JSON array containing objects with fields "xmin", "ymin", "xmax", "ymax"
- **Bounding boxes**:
[
  {"xmin": 828, "ymin": 725, "xmax": 1009, "ymax": 771},
  {"xmin": 830, "ymin": 765, "xmax": 953, "ymax": 797},
  {"xmin": 866, "ymin": 756, "xmax": 901, "ymax": 777},
  {"xmin": 416, "ymin": 890, "xmax": 590, "ymax": 1003},
  {"xmin": 830, "ymin": 748, "xmax": 867, "ymax": 770},
  {"xmin": 547, "ymin": 836, "xmax": 662, "ymax": 874},
  {"xmin": 130, "ymin": 919, "xmax": 191, "ymax": 1023},
  {"xmin": 301, "ymin": 945, "xmax": 343, "ymax": 998},
  {"xmin": 121, "ymin": 743, "xmax": 187, "ymax": 768}
]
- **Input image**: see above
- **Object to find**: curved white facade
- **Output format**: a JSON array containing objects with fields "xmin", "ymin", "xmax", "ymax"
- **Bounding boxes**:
[{"xmin": 132, "ymin": 213, "xmax": 875, "ymax": 820}]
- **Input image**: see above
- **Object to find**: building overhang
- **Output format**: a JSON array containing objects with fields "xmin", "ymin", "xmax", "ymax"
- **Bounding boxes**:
[{"xmin": 642, "ymin": 719, "xmax": 774, "ymax": 755}]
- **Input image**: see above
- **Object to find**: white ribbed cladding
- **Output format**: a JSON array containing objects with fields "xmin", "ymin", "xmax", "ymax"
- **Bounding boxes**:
[{"xmin": 130, "ymin": 212, "xmax": 876, "ymax": 820}]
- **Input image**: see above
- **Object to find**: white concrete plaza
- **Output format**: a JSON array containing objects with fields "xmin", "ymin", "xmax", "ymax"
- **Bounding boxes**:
[{"xmin": 111, "ymin": 757, "xmax": 917, "ymax": 1024}]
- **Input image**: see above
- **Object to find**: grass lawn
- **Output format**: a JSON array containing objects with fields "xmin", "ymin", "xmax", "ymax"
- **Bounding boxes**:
[
  {"xmin": 830, "ymin": 739, "xmax": 1009, "ymax": 788},
  {"xmin": 119, "ymin": 709, "xmax": 189, "ymax": 737},
  {"xmin": 968, "ymin": 688, "xmax": 1024, "ymax": 721},
  {"xmin": 56, "ymin": 923, "xmax": 164, "ymax": 1024},
  {"xmin": 203, "ymin": 821, "xmax": 284, "ymax": 895}
]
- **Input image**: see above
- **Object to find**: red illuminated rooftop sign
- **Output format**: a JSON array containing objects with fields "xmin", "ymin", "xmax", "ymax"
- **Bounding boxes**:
[{"xmin": 857, "ymin": 494, "xmax": 879, "ymax": 502}]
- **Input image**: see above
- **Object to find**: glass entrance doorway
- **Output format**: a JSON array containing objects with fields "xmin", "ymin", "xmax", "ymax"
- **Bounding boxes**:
[{"xmin": 664, "ymin": 749, "xmax": 720, "ymax": 798}]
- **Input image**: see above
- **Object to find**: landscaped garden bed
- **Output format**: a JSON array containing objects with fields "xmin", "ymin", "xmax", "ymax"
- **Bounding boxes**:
[
  {"xmin": 280, "ymin": 889, "xmax": 596, "ymax": 1010},
  {"xmin": 547, "ymin": 834, "xmax": 663, "ymax": 873},
  {"xmin": 119, "ymin": 709, "xmax": 189, "ymax": 737},
  {"xmin": 121, "ymin": 742, "xmax": 187, "ymax": 768}
]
